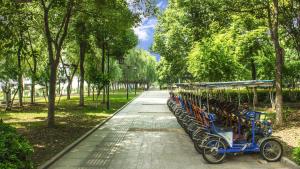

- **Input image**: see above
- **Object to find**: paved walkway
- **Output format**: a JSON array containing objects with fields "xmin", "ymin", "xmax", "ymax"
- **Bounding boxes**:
[{"xmin": 49, "ymin": 91, "xmax": 289, "ymax": 169}]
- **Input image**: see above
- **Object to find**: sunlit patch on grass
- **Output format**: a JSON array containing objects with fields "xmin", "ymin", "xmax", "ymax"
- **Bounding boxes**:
[
  {"xmin": 34, "ymin": 144, "xmax": 46, "ymax": 148},
  {"xmin": 11, "ymin": 123, "xmax": 27, "ymax": 129},
  {"xmin": 85, "ymin": 112, "xmax": 111, "ymax": 117}
]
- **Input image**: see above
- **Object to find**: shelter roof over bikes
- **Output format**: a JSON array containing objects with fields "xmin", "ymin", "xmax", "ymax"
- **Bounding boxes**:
[{"xmin": 175, "ymin": 80, "xmax": 274, "ymax": 89}]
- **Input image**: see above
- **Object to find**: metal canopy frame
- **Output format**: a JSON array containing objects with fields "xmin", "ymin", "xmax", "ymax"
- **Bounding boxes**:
[{"xmin": 176, "ymin": 80, "xmax": 274, "ymax": 89}]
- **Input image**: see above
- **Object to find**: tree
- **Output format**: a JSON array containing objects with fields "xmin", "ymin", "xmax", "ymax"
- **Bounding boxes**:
[
  {"xmin": 187, "ymin": 39, "xmax": 240, "ymax": 82},
  {"xmin": 230, "ymin": 14, "xmax": 275, "ymax": 105},
  {"xmin": 0, "ymin": 50, "xmax": 18, "ymax": 110},
  {"xmin": 144, "ymin": 54, "xmax": 157, "ymax": 89},
  {"xmin": 60, "ymin": 43, "xmax": 79, "ymax": 100},
  {"xmin": 38, "ymin": 0, "xmax": 75, "ymax": 127},
  {"xmin": 73, "ymin": 14, "xmax": 89, "ymax": 106},
  {"xmin": 152, "ymin": 1, "xmax": 194, "ymax": 82},
  {"xmin": 123, "ymin": 49, "xmax": 156, "ymax": 89},
  {"xmin": 0, "ymin": 0, "xmax": 155, "ymax": 124},
  {"xmin": 156, "ymin": 57, "xmax": 177, "ymax": 87},
  {"xmin": 266, "ymin": 0, "xmax": 284, "ymax": 126},
  {"xmin": 91, "ymin": 0, "xmax": 138, "ymax": 108},
  {"xmin": 0, "ymin": 1, "xmax": 32, "ymax": 107},
  {"xmin": 280, "ymin": 0, "xmax": 300, "ymax": 53},
  {"xmin": 84, "ymin": 47, "xmax": 109, "ymax": 106},
  {"xmin": 283, "ymin": 48, "xmax": 300, "ymax": 88}
]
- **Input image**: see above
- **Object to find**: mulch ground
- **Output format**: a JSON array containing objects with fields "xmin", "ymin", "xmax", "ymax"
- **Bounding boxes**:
[
  {"xmin": 273, "ymin": 108, "xmax": 300, "ymax": 161},
  {"xmin": 18, "ymin": 115, "xmax": 106, "ymax": 167}
]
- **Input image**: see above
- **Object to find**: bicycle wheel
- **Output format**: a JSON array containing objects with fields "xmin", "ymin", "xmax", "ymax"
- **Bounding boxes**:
[
  {"xmin": 260, "ymin": 139, "xmax": 283, "ymax": 162},
  {"xmin": 194, "ymin": 140, "xmax": 204, "ymax": 154},
  {"xmin": 202, "ymin": 138, "xmax": 227, "ymax": 164}
]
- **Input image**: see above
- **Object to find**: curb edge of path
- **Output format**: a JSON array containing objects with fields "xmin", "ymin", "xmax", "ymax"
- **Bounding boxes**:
[
  {"xmin": 281, "ymin": 157, "xmax": 300, "ymax": 169},
  {"xmin": 38, "ymin": 92, "xmax": 143, "ymax": 169}
]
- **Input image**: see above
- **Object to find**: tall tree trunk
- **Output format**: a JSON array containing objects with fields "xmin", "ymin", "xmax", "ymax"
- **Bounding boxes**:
[
  {"xmin": 88, "ymin": 82, "xmax": 90, "ymax": 97},
  {"xmin": 77, "ymin": 77, "xmax": 80, "ymax": 94},
  {"xmin": 92, "ymin": 85, "xmax": 95, "ymax": 101},
  {"xmin": 30, "ymin": 56, "xmax": 37, "ymax": 104},
  {"xmin": 31, "ymin": 79, "xmax": 35, "ymax": 104},
  {"xmin": 79, "ymin": 41, "xmax": 86, "ymax": 106},
  {"xmin": 106, "ymin": 85, "xmax": 109, "ymax": 109},
  {"xmin": 67, "ymin": 79, "xmax": 72, "ymax": 100},
  {"xmin": 5, "ymin": 91, "xmax": 11, "ymax": 111},
  {"xmin": 27, "ymin": 31, "xmax": 37, "ymax": 104},
  {"xmin": 42, "ymin": 3, "xmax": 55, "ymax": 128},
  {"xmin": 102, "ymin": 88, "xmax": 106, "ymax": 103},
  {"xmin": 48, "ymin": 63, "xmax": 58, "ymax": 128},
  {"xmin": 267, "ymin": 0, "xmax": 284, "ymax": 126},
  {"xmin": 17, "ymin": 39, "xmax": 23, "ymax": 107},
  {"xmin": 45, "ymin": 81, "xmax": 48, "ymax": 97},
  {"xmin": 58, "ymin": 80, "xmax": 61, "ymax": 96},
  {"xmin": 102, "ymin": 42, "xmax": 105, "ymax": 104},
  {"xmin": 4, "ymin": 84, "xmax": 11, "ymax": 111},
  {"xmin": 63, "ymin": 61, "xmax": 79, "ymax": 100},
  {"xmin": 106, "ymin": 46, "xmax": 110, "ymax": 110},
  {"xmin": 250, "ymin": 58, "xmax": 258, "ymax": 107}
]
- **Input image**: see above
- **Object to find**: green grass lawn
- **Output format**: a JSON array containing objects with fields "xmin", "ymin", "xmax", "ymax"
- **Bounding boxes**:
[
  {"xmin": 0, "ymin": 90, "xmax": 142, "ymax": 167},
  {"xmin": 0, "ymin": 90, "xmax": 139, "ymax": 124}
]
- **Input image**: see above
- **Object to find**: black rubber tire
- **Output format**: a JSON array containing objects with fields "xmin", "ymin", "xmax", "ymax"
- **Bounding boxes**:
[{"xmin": 260, "ymin": 138, "xmax": 283, "ymax": 162}]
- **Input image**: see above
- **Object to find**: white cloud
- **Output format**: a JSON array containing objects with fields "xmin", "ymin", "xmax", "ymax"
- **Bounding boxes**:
[
  {"xmin": 133, "ymin": 17, "xmax": 157, "ymax": 41},
  {"xmin": 133, "ymin": 27, "xmax": 149, "ymax": 41}
]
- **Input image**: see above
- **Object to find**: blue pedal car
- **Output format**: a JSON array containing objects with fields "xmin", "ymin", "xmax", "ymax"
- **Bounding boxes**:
[{"xmin": 202, "ymin": 111, "xmax": 283, "ymax": 164}]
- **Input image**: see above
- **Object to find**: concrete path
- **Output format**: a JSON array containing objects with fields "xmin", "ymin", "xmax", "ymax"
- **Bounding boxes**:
[{"xmin": 49, "ymin": 91, "xmax": 289, "ymax": 169}]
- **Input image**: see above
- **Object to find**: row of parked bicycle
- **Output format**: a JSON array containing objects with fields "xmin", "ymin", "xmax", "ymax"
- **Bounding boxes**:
[{"xmin": 167, "ymin": 91, "xmax": 283, "ymax": 164}]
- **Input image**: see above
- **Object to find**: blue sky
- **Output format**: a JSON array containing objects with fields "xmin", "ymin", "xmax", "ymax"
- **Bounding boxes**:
[{"xmin": 133, "ymin": 0, "xmax": 168, "ymax": 61}]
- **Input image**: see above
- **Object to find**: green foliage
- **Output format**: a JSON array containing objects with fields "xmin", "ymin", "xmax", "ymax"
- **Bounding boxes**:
[
  {"xmin": 152, "ymin": 1, "xmax": 194, "ymax": 81},
  {"xmin": 0, "ymin": 122, "xmax": 34, "ymax": 169},
  {"xmin": 156, "ymin": 57, "xmax": 176, "ymax": 85},
  {"xmin": 293, "ymin": 145, "xmax": 300, "ymax": 165},
  {"xmin": 109, "ymin": 59, "xmax": 123, "ymax": 82},
  {"xmin": 230, "ymin": 14, "xmax": 275, "ymax": 80},
  {"xmin": 153, "ymin": 0, "xmax": 300, "ymax": 89},
  {"xmin": 123, "ymin": 49, "xmax": 156, "ymax": 84},
  {"xmin": 283, "ymin": 48, "xmax": 300, "ymax": 87},
  {"xmin": 187, "ymin": 38, "xmax": 240, "ymax": 81}
]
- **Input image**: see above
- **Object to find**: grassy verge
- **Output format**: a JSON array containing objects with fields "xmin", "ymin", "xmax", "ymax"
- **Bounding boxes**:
[{"xmin": 0, "ymin": 90, "xmax": 141, "ymax": 168}]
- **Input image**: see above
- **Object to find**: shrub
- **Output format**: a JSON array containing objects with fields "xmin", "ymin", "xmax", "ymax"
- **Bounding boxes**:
[
  {"xmin": 0, "ymin": 122, "xmax": 34, "ymax": 169},
  {"xmin": 293, "ymin": 144, "xmax": 300, "ymax": 165}
]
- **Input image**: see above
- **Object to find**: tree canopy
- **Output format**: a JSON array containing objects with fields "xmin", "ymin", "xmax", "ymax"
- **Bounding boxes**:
[{"xmin": 153, "ymin": 0, "xmax": 300, "ymax": 126}]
